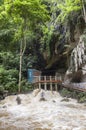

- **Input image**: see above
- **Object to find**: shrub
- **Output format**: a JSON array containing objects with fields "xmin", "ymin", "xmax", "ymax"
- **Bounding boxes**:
[
  {"xmin": 20, "ymin": 79, "xmax": 33, "ymax": 92},
  {"xmin": 0, "ymin": 65, "xmax": 18, "ymax": 93}
]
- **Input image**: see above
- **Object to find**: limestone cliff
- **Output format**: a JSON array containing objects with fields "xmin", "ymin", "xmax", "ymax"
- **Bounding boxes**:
[
  {"xmin": 44, "ymin": 14, "xmax": 86, "ymax": 80},
  {"xmin": 65, "ymin": 30, "xmax": 86, "ymax": 83}
]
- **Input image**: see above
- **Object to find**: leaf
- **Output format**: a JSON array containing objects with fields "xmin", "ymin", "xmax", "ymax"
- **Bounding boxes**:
[{"xmin": 56, "ymin": 0, "xmax": 82, "ymax": 22}]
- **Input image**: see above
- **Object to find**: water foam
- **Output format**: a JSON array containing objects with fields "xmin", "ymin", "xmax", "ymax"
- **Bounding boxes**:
[{"xmin": 0, "ymin": 89, "xmax": 86, "ymax": 130}]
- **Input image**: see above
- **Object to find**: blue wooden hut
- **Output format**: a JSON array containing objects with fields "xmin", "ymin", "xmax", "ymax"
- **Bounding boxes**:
[{"xmin": 28, "ymin": 69, "xmax": 41, "ymax": 83}]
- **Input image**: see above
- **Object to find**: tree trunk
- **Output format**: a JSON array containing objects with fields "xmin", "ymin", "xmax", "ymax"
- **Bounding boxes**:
[
  {"xmin": 82, "ymin": 0, "xmax": 86, "ymax": 23},
  {"xmin": 18, "ymin": 19, "xmax": 27, "ymax": 93},
  {"xmin": 18, "ymin": 40, "xmax": 23, "ymax": 93}
]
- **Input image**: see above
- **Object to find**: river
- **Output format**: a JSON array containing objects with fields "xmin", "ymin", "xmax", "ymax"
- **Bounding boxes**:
[{"xmin": 0, "ymin": 89, "xmax": 86, "ymax": 130}]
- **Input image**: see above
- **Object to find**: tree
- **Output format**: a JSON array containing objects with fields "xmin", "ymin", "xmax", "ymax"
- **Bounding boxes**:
[
  {"xmin": 82, "ymin": 0, "xmax": 86, "ymax": 23},
  {"xmin": 2, "ymin": 0, "xmax": 49, "ymax": 92},
  {"xmin": 56, "ymin": 0, "xmax": 82, "ymax": 22}
]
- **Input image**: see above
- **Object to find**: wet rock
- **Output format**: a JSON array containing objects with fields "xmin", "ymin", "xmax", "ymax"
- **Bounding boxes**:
[
  {"xmin": 33, "ymin": 89, "xmax": 41, "ymax": 97},
  {"xmin": 0, "ymin": 90, "xmax": 8, "ymax": 100},
  {"xmin": 2, "ymin": 105, "xmax": 7, "ymax": 108},
  {"xmin": 39, "ymin": 97, "xmax": 46, "ymax": 101},
  {"xmin": 61, "ymin": 98, "xmax": 70, "ymax": 102},
  {"xmin": 52, "ymin": 100, "xmax": 56, "ymax": 103},
  {"xmin": 0, "ymin": 95, "xmax": 5, "ymax": 100},
  {"xmin": 39, "ymin": 91, "xmax": 46, "ymax": 101},
  {"xmin": 16, "ymin": 96, "xmax": 21, "ymax": 105}
]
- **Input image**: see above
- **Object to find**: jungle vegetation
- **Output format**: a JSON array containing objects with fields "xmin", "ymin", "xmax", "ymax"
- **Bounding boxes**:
[{"xmin": 0, "ymin": 0, "xmax": 86, "ymax": 94}]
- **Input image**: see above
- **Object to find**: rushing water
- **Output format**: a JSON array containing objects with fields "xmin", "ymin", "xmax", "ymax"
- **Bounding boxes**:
[{"xmin": 0, "ymin": 89, "xmax": 86, "ymax": 130}]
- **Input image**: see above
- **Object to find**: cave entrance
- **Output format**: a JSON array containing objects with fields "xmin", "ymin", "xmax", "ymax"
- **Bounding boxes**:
[{"xmin": 41, "ymin": 69, "xmax": 56, "ymax": 76}]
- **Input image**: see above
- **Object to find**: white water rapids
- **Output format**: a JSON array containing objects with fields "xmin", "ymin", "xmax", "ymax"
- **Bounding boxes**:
[{"xmin": 0, "ymin": 89, "xmax": 86, "ymax": 130}]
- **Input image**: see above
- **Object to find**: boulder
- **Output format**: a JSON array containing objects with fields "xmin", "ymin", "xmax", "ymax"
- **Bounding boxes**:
[{"xmin": 0, "ymin": 90, "xmax": 8, "ymax": 100}]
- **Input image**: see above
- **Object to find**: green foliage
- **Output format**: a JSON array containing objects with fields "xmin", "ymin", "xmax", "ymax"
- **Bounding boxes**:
[
  {"xmin": 2, "ymin": 0, "xmax": 50, "ymax": 92},
  {"xmin": 0, "ymin": 65, "xmax": 18, "ymax": 92},
  {"xmin": 0, "ymin": 52, "xmax": 19, "ymax": 69},
  {"xmin": 78, "ymin": 96, "xmax": 86, "ymax": 103},
  {"xmin": 77, "ymin": 92, "xmax": 86, "ymax": 103},
  {"xmin": 0, "ymin": 0, "xmax": 85, "ymax": 95},
  {"xmin": 40, "ymin": 25, "xmax": 54, "ymax": 56},
  {"xmin": 0, "ymin": 52, "xmax": 19, "ymax": 93},
  {"xmin": 0, "ymin": 0, "xmax": 3, "ymax": 5},
  {"xmin": 20, "ymin": 79, "xmax": 33, "ymax": 92},
  {"xmin": 58, "ymin": 0, "xmax": 82, "ymax": 21},
  {"xmin": 54, "ymin": 0, "xmax": 82, "ymax": 22},
  {"xmin": 60, "ymin": 88, "xmax": 72, "ymax": 97},
  {"xmin": 60, "ymin": 88, "xmax": 86, "ymax": 103},
  {"xmin": 0, "ymin": 51, "xmax": 34, "ymax": 93}
]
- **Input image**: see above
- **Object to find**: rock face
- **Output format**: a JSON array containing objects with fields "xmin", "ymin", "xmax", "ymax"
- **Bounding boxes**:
[
  {"xmin": 65, "ymin": 36, "xmax": 86, "ymax": 83},
  {"xmin": 69, "ymin": 37, "xmax": 85, "ymax": 72}
]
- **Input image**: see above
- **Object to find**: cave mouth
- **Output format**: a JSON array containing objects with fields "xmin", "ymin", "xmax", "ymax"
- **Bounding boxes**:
[{"xmin": 41, "ymin": 69, "xmax": 56, "ymax": 76}]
